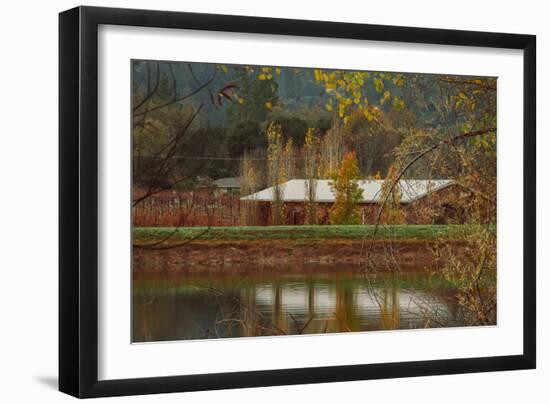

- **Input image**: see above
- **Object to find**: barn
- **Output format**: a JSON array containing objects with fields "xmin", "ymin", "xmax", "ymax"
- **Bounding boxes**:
[{"xmin": 240, "ymin": 179, "xmax": 464, "ymax": 225}]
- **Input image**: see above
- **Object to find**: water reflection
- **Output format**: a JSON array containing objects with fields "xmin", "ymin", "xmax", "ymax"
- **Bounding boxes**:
[{"xmin": 133, "ymin": 266, "xmax": 465, "ymax": 342}]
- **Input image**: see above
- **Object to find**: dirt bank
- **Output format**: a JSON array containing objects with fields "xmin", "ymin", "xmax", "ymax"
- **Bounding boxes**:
[{"xmin": 133, "ymin": 239, "xmax": 468, "ymax": 274}]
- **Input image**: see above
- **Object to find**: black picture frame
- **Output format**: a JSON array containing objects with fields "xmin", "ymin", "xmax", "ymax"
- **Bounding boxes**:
[{"xmin": 59, "ymin": 5, "xmax": 536, "ymax": 398}]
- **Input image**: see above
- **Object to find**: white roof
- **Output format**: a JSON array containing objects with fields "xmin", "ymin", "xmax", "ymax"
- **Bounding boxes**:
[{"xmin": 240, "ymin": 179, "xmax": 453, "ymax": 204}]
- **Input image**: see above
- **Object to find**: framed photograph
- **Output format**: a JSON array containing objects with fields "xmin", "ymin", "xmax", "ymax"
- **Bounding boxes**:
[{"xmin": 59, "ymin": 6, "xmax": 536, "ymax": 398}]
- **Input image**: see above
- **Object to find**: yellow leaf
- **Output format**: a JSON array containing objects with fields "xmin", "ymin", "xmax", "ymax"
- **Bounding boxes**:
[
  {"xmin": 363, "ymin": 109, "xmax": 374, "ymax": 122},
  {"xmin": 265, "ymin": 101, "xmax": 273, "ymax": 109},
  {"xmin": 314, "ymin": 69, "xmax": 322, "ymax": 81},
  {"xmin": 258, "ymin": 74, "xmax": 266, "ymax": 80}
]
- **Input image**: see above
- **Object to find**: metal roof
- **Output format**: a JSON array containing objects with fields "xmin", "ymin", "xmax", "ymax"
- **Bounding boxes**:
[
  {"xmin": 214, "ymin": 177, "xmax": 241, "ymax": 189},
  {"xmin": 240, "ymin": 179, "xmax": 453, "ymax": 204}
]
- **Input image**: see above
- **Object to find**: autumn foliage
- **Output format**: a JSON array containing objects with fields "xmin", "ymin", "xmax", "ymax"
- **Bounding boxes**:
[{"xmin": 329, "ymin": 151, "xmax": 363, "ymax": 225}]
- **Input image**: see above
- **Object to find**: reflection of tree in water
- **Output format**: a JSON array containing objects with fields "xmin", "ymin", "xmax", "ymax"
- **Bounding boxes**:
[
  {"xmin": 272, "ymin": 283, "xmax": 284, "ymax": 334},
  {"xmin": 378, "ymin": 288, "xmax": 400, "ymax": 330},
  {"xmin": 132, "ymin": 263, "xmax": 493, "ymax": 342},
  {"xmin": 196, "ymin": 278, "xmax": 459, "ymax": 338},
  {"xmin": 334, "ymin": 284, "xmax": 357, "ymax": 332}
]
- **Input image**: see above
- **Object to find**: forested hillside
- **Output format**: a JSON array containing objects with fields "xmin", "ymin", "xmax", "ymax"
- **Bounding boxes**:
[{"xmin": 132, "ymin": 60, "xmax": 496, "ymax": 223}]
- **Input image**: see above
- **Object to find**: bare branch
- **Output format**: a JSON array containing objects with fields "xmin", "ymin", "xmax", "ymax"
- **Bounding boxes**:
[
  {"xmin": 363, "ymin": 126, "xmax": 496, "ymax": 268},
  {"xmin": 133, "ymin": 71, "xmax": 216, "ymax": 118},
  {"xmin": 133, "ymin": 62, "xmax": 161, "ymax": 112}
]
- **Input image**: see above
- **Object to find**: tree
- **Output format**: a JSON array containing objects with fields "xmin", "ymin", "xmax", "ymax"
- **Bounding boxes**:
[
  {"xmin": 319, "ymin": 125, "xmax": 345, "ymax": 178},
  {"xmin": 226, "ymin": 68, "xmax": 279, "ymax": 125},
  {"xmin": 313, "ymin": 69, "xmax": 405, "ymax": 124},
  {"xmin": 380, "ymin": 164, "xmax": 405, "ymax": 224},
  {"xmin": 266, "ymin": 122, "xmax": 287, "ymax": 225},
  {"xmin": 240, "ymin": 151, "xmax": 261, "ymax": 225},
  {"xmin": 132, "ymin": 61, "xmax": 227, "ymax": 207},
  {"xmin": 340, "ymin": 108, "xmax": 411, "ymax": 177},
  {"xmin": 227, "ymin": 121, "xmax": 265, "ymax": 158},
  {"xmin": 272, "ymin": 116, "xmax": 309, "ymax": 146},
  {"xmin": 329, "ymin": 152, "xmax": 363, "ymax": 225},
  {"xmin": 303, "ymin": 128, "xmax": 320, "ymax": 224}
]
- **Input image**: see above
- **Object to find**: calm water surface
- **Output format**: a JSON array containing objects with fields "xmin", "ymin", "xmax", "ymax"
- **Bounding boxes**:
[{"xmin": 133, "ymin": 263, "xmax": 468, "ymax": 342}]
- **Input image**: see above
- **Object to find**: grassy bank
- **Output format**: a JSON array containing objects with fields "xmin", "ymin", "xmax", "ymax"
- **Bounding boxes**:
[{"xmin": 134, "ymin": 224, "xmax": 494, "ymax": 244}]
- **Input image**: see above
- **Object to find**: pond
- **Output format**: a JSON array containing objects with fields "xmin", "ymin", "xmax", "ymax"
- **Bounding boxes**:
[{"xmin": 132, "ymin": 263, "xmax": 470, "ymax": 342}]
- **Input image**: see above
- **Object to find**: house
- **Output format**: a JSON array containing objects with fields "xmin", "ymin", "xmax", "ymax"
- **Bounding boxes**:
[
  {"xmin": 240, "ymin": 179, "xmax": 463, "ymax": 225},
  {"xmin": 213, "ymin": 177, "xmax": 241, "ymax": 193}
]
